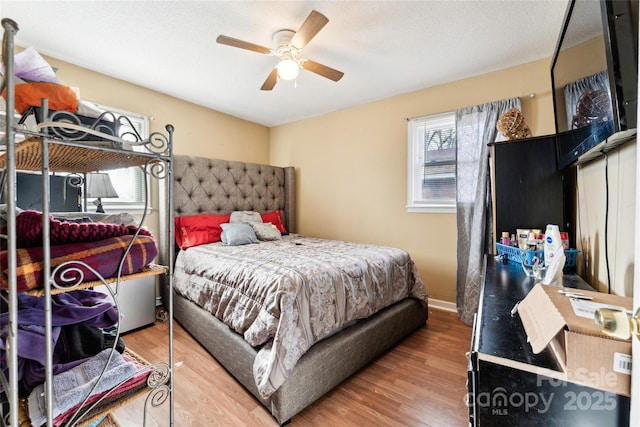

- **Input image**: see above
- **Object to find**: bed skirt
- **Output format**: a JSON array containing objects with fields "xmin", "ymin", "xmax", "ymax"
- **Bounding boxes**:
[{"xmin": 171, "ymin": 288, "xmax": 428, "ymax": 425}]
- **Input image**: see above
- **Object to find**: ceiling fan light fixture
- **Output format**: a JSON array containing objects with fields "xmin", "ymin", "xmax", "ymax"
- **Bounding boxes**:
[
  {"xmin": 217, "ymin": 11, "xmax": 342, "ymax": 90},
  {"xmin": 277, "ymin": 58, "xmax": 299, "ymax": 80}
]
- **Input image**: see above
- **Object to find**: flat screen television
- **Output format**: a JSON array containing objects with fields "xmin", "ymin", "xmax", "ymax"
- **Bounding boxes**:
[{"xmin": 552, "ymin": 0, "xmax": 638, "ymax": 169}]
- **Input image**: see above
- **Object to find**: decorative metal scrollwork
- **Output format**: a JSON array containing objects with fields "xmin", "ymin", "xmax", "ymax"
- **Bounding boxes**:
[
  {"xmin": 144, "ymin": 384, "xmax": 171, "ymax": 426},
  {"xmin": 64, "ymin": 173, "xmax": 84, "ymax": 202},
  {"xmin": 42, "ymin": 110, "xmax": 120, "ymax": 142},
  {"xmin": 144, "ymin": 130, "xmax": 171, "ymax": 155},
  {"xmin": 143, "ymin": 159, "xmax": 168, "ymax": 180},
  {"xmin": 142, "ymin": 362, "xmax": 171, "ymax": 424},
  {"xmin": 35, "ymin": 108, "xmax": 173, "ymax": 159},
  {"xmin": 50, "ymin": 260, "xmax": 102, "ymax": 291},
  {"xmin": 147, "ymin": 362, "xmax": 171, "ymax": 388},
  {"xmin": 64, "ymin": 173, "xmax": 84, "ymax": 189}
]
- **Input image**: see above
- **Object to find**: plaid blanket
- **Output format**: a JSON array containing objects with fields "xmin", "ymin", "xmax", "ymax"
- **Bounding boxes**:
[{"xmin": 0, "ymin": 235, "xmax": 157, "ymax": 292}]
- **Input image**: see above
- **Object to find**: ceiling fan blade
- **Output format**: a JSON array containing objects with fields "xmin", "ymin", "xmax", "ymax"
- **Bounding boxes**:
[
  {"xmin": 216, "ymin": 35, "xmax": 272, "ymax": 55},
  {"xmin": 301, "ymin": 60, "xmax": 344, "ymax": 82},
  {"xmin": 260, "ymin": 68, "xmax": 278, "ymax": 91},
  {"xmin": 291, "ymin": 10, "xmax": 329, "ymax": 49}
]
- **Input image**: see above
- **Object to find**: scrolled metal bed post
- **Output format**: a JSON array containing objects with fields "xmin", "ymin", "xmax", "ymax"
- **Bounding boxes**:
[{"xmin": 1, "ymin": 17, "xmax": 20, "ymax": 427}]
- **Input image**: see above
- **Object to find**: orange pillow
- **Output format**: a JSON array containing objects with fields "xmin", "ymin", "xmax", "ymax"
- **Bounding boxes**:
[
  {"xmin": 261, "ymin": 210, "xmax": 287, "ymax": 234},
  {"xmin": 174, "ymin": 214, "xmax": 230, "ymax": 249},
  {"xmin": 4, "ymin": 82, "xmax": 78, "ymax": 114}
]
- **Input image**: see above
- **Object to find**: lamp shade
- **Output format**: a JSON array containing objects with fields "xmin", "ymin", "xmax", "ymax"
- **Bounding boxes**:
[{"xmin": 86, "ymin": 173, "xmax": 118, "ymax": 199}]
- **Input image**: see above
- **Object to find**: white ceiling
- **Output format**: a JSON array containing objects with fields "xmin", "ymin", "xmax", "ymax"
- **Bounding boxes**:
[{"xmin": 1, "ymin": 0, "xmax": 571, "ymax": 127}]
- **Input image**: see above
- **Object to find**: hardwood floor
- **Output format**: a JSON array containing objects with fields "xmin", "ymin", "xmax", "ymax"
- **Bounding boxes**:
[{"xmin": 113, "ymin": 308, "xmax": 472, "ymax": 426}]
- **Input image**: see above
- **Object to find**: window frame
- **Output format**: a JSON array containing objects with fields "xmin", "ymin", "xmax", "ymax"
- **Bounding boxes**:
[
  {"xmin": 83, "ymin": 103, "xmax": 151, "ymax": 214},
  {"xmin": 407, "ymin": 111, "xmax": 457, "ymax": 214}
]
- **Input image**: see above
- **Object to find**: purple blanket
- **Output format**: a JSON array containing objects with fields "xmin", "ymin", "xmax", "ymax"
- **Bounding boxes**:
[{"xmin": 0, "ymin": 290, "xmax": 119, "ymax": 394}]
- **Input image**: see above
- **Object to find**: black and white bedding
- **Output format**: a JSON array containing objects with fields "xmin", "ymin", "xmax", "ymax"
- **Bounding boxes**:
[{"xmin": 174, "ymin": 234, "xmax": 428, "ymax": 399}]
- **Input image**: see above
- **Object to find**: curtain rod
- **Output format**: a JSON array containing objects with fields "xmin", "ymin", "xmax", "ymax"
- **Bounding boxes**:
[{"xmin": 403, "ymin": 92, "xmax": 541, "ymax": 122}]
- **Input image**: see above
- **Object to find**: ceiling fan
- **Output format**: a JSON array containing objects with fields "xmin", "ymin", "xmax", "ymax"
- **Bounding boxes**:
[{"xmin": 216, "ymin": 10, "xmax": 344, "ymax": 91}]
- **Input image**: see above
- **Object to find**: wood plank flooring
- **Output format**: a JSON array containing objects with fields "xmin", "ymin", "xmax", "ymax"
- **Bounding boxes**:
[{"xmin": 113, "ymin": 308, "xmax": 472, "ymax": 426}]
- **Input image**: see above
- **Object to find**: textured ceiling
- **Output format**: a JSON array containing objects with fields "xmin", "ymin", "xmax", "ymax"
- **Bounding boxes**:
[{"xmin": 1, "ymin": 0, "xmax": 573, "ymax": 127}]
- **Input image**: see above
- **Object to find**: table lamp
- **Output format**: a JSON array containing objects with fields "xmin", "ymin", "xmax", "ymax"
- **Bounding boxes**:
[{"xmin": 86, "ymin": 173, "xmax": 118, "ymax": 213}]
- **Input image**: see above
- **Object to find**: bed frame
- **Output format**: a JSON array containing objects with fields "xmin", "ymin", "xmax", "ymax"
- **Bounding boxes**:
[{"xmin": 166, "ymin": 155, "xmax": 428, "ymax": 425}]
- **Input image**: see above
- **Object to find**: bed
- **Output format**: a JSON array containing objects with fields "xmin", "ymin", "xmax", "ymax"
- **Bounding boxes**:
[{"xmin": 168, "ymin": 155, "xmax": 429, "ymax": 425}]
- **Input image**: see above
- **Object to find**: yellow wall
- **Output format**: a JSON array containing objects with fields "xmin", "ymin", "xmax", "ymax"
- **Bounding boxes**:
[
  {"xmin": 35, "ymin": 54, "xmax": 557, "ymax": 303},
  {"xmin": 270, "ymin": 58, "xmax": 556, "ymax": 302},
  {"xmin": 43, "ymin": 55, "xmax": 270, "ymax": 163},
  {"xmin": 38, "ymin": 53, "xmax": 270, "ymax": 238},
  {"xmin": 16, "ymin": 50, "xmax": 635, "ymax": 303}
]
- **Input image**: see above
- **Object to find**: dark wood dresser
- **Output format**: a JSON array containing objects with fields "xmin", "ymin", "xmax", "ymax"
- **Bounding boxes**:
[{"xmin": 468, "ymin": 256, "xmax": 631, "ymax": 426}]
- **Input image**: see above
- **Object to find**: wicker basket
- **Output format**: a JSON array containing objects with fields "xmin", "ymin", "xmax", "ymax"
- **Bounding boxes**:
[{"xmin": 496, "ymin": 108, "xmax": 531, "ymax": 140}]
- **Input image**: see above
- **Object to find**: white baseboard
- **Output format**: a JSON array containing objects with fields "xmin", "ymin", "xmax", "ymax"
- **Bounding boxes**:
[{"xmin": 428, "ymin": 297, "xmax": 456, "ymax": 312}]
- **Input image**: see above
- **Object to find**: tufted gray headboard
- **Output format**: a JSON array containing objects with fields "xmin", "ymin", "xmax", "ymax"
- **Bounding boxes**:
[{"xmin": 172, "ymin": 155, "xmax": 296, "ymax": 233}]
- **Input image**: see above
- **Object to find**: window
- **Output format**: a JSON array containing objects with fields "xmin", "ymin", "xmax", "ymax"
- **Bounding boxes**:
[
  {"xmin": 407, "ymin": 112, "xmax": 456, "ymax": 213},
  {"xmin": 86, "ymin": 103, "xmax": 150, "ymax": 213}
]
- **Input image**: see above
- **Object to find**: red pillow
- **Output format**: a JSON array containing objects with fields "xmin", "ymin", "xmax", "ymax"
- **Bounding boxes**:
[
  {"xmin": 174, "ymin": 214, "xmax": 230, "ymax": 249},
  {"xmin": 261, "ymin": 210, "xmax": 287, "ymax": 234}
]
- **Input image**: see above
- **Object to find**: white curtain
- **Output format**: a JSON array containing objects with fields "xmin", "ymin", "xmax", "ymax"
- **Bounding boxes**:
[
  {"xmin": 456, "ymin": 97, "xmax": 521, "ymax": 325},
  {"xmin": 563, "ymin": 70, "xmax": 610, "ymax": 129}
]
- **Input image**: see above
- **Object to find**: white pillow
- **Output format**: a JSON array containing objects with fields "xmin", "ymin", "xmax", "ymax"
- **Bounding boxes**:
[
  {"xmin": 14, "ymin": 47, "xmax": 60, "ymax": 83},
  {"xmin": 77, "ymin": 100, "xmax": 108, "ymax": 119}
]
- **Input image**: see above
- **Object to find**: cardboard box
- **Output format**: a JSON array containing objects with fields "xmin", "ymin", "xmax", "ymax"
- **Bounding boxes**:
[{"xmin": 518, "ymin": 283, "xmax": 632, "ymax": 396}]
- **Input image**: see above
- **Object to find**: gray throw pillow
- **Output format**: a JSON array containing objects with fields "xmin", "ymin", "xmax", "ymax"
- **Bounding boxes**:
[
  {"xmin": 99, "ymin": 212, "xmax": 140, "ymax": 227},
  {"xmin": 220, "ymin": 223, "xmax": 258, "ymax": 246},
  {"xmin": 230, "ymin": 211, "xmax": 262, "ymax": 224},
  {"xmin": 249, "ymin": 221, "xmax": 282, "ymax": 241}
]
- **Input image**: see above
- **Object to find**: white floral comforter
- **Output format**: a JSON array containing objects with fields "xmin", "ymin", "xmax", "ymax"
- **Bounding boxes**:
[{"xmin": 174, "ymin": 234, "xmax": 428, "ymax": 398}]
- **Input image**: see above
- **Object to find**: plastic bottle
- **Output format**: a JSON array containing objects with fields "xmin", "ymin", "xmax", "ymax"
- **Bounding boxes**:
[
  {"xmin": 543, "ymin": 224, "xmax": 565, "ymax": 286},
  {"xmin": 501, "ymin": 232, "xmax": 511, "ymax": 246}
]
